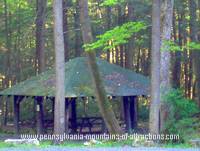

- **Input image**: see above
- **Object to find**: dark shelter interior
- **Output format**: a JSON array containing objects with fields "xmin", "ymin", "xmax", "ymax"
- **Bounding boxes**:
[{"xmin": 0, "ymin": 57, "xmax": 150, "ymax": 135}]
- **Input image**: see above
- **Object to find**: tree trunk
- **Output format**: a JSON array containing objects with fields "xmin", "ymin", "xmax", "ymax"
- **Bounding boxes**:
[
  {"xmin": 79, "ymin": 0, "xmax": 123, "ymax": 134},
  {"xmin": 125, "ymin": 0, "xmax": 135, "ymax": 69},
  {"xmin": 160, "ymin": 0, "xmax": 173, "ymax": 90},
  {"xmin": 15, "ymin": 4, "xmax": 22, "ymax": 82},
  {"xmin": 106, "ymin": 6, "xmax": 112, "ymax": 62},
  {"xmin": 172, "ymin": 10, "xmax": 181, "ymax": 88},
  {"xmin": 3, "ymin": 0, "xmax": 11, "ymax": 127},
  {"xmin": 35, "ymin": 0, "xmax": 47, "ymax": 74},
  {"xmin": 116, "ymin": 48, "xmax": 119, "ymax": 65},
  {"xmin": 4, "ymin": 0, "xmax": 11, "ymax": 89},
  {"xmin": 189, "ymin": 0, "xmax": 200, "ymax": 108},
  {"xmin": 53, "ymin": 0, "xmax": 66, "ymax": 138},
  {"xmin": 117, "ymin": 5, "xmax": 123, "ymax": 66},
  {"xmin": 74, "ymin": 0, "xmax": 82, "ymax": 57},
  {"xmin": 160, "ymin": 0, "xmax": 174, "ymax": 132},
  {"xmin": 188, "ymin": 53, "xmax": 193, "ymax": 98},
  {"xmin": 149, "ymin": 0, "xmax": 161, "ymax": 135},
  {"xmin": 183, "ymin": 28, "xmax": 189, "ymax": 97},
  {"xmin": 63, "ymin": 0, "xmax": 69, "ymax": 61}
]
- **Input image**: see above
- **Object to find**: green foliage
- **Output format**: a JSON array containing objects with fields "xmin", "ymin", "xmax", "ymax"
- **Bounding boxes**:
[
  {"xmin": 161, "ymin": 40, "xmax": 182, "ymax": 52},
  {"xmin": 76, "ymin": 97, "xmax": 121, "ymax": 119},
  {"xmin": 161, "ymin": 40, "xmax": 200, "ymax": 52},
  {"xmin": 84, "ymin": 22, "xmax": 147, "ymax": 52},
  {"xmin": 166, "ymin": 117, "xmax": 200, "ymax": 143},
  {"xmin": 163, "ymin": 89, "xmax": 200, "ymax": 142},
  {"xmin": 164, "ymin": 89, "xmax": 198, "ymax": 119},
  {"xmin": 77, "ymin": 98, "xmax": 100, "ymax": 117},
  {"xmin": 138, "ymin": 98, "xmax": 149, "ymax": 121},
  {"xmin": 187, "ymin": 42, "xmax": 200, "ymax": 50},
  {"xmin": 100, "ymin": 0, "xmax": 125, "ymax": 6}
]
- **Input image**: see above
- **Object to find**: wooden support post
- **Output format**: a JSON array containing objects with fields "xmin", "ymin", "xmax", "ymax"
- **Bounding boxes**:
[
  {"xmin": 35, "ymin": 96, "xmax": 44, "ymax": 134},
  {"xmin": 65, "ymin": 98, "xmax": 69, "ymax": 133},
  {"xmin": 123, "ymin": 96, "xmax": 131, "ymax": 132},
  {"xmin": 51, "ymin": 97, "xmax": 55, "ymax": 133},
  {"xmin": 0, "ymin": 96, "xmax": 2, "ymax": 127},
  {"xmin": 33, "ymin": 97, "xmax": 36, "ymax": 126},
  {"xmin": 14, "ymin": 96, "xmax": 20, "ymax": 134},
  {"xmin": 71, "ymin": 98, "xmax": 77, "ymax": 133},
  {"xmin": 101, "ymin": 119, "xmax": 107, "ymax": 133},
  {"xmin": 3, "ymin": 96, "xmax": 9, "ymax": 126},
  {"xmin": 52, "ymin": 97, "xmax": 55, "ymax": 123},
  {"xmin": 129, "ymin": 96, "xmax": 138, "ymax": 129}
]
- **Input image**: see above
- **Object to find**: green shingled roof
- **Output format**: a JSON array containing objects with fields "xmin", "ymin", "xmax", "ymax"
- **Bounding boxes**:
[{"xmin": 0, "ymin": 57, "xmax": 150, "ymax": 97}]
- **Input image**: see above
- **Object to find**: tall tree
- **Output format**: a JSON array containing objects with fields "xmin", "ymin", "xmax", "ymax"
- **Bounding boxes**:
[
  {"xmin": 35, "ymin": 0, "xmax": 47, "ymax": 73},
  {"xmin": 189, "ymin": 0, "xmax": 200, "ymax": 108},
  {"xmin": 160, "ymin": 0, "xmax": 174, "ymax": 132},
  {"xmin": 3, "ymin": 0, "xmax": 11, "ymax": 126},
  {"xmin": 79, "ymin": 0, "xmax": 123, "ymax": 134},
  {"xmin": 74, "ymin": 0, "xmax": 82, "ymax": 57},
  {"xmin": 53, "ymin": 0, "xmax": 66, "ymax": 137},
  {"xmin": 125, "ymin": 0, "xmax": 135, "ymax": 69},
  {"xmin": 106, "ymin": 6, "xmax": 112, "ymax": 62},
  {"xmin": 4, "ymin": 0, "xmax": 11, "ymax": 88},
  {"xmin": 126, "ymin": 0, "xmax": 138, "ymax": 128},
  {"xmin": 149, "ymin": 0, "xmax": 161, "ymax": 134},
  {"xmin": 35, "ymin": 0, "xmax": 47, "ymax": 134},
  {"xmin": 63, "ymin": 0, "xmax": 69, "ymax": 61},
  {"xmin": 172, "ymin": 9, "xmax": 181, "ymax": 88}
]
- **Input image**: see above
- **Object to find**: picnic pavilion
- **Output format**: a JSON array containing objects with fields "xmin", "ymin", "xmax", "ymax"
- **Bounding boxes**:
[{"xmin": 0, "ymin": 57, "xmax": 150, "ymax": 135}]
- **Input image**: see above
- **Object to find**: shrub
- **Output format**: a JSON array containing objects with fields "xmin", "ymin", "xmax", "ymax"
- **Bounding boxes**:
[
  {"xmin": 163, "ymin": 89, "xmax": 200, "ymax": 143},
  {"xmin": 138, "ymin": 97, "xmax": 149, "ymax": 122}
]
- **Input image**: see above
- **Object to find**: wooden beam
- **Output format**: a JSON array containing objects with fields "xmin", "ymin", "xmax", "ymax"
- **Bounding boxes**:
[
  {"xmin": 129, "ymin": 96, "xmax": 138, "ymax": 129},
  {"xmin": 123, "ymin": 96, "xmax": 131, "ymax": 132},
  {"xmin": 3, "ymin": 96, "xmax": 9, "ymax": 126},
  {"xmin": 101, "ymin": 119, "xmax": 107, "ymax": 133},
  {"xmin": 51, "ymin": 97, "xmax": 55, "ymax": 119},
  {"xmin": 0, "ymin": 96, "xmax": 2, "ymax": 127},
  {"xmin": 14, "ymin": 96, "xmax": 24, "ymax": 134},
  {"xmin": 13, "ymin": 96, "xmax": 22, "ymax": 135},
  {"xmin": 49, "ymin": 97, "xmax": 55, "ymax": 133},
  {"xmin": 65, "ymin": 98, "xmax": 69, "ymax": 133},
  {"xmin": 71, "ymin": 98, "xmax": 77, "ymax": 133},
  {"xmin": 35, "ymin": 96, "xmax": 44, "ymax": 134},
  {"xmin": 33, "ymin": 97, "xmax": 36, "ymax": 127}
]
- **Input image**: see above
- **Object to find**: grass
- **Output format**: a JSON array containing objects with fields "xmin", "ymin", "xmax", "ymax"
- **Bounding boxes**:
[
  {"xmin": 0, "ymin": 139, "xmax": 196, "ymax": 149},
  {"xmin": 0, "ymin": 131, "xmax": 197, "ymax": 149},
  {"xmin": 0, "ymin": 142, "xmax": 38, "ymax": 149},
  {"xmin": 163, "ymin": 143, "xmax": 193, "ymax": 148},
  {"xmin": 0, "ymin": 139, "xmax": 135, "ymax": 149},
  {"xmin": 35, "ymin": 139, "xmax": 133, "ymax": 148}
]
